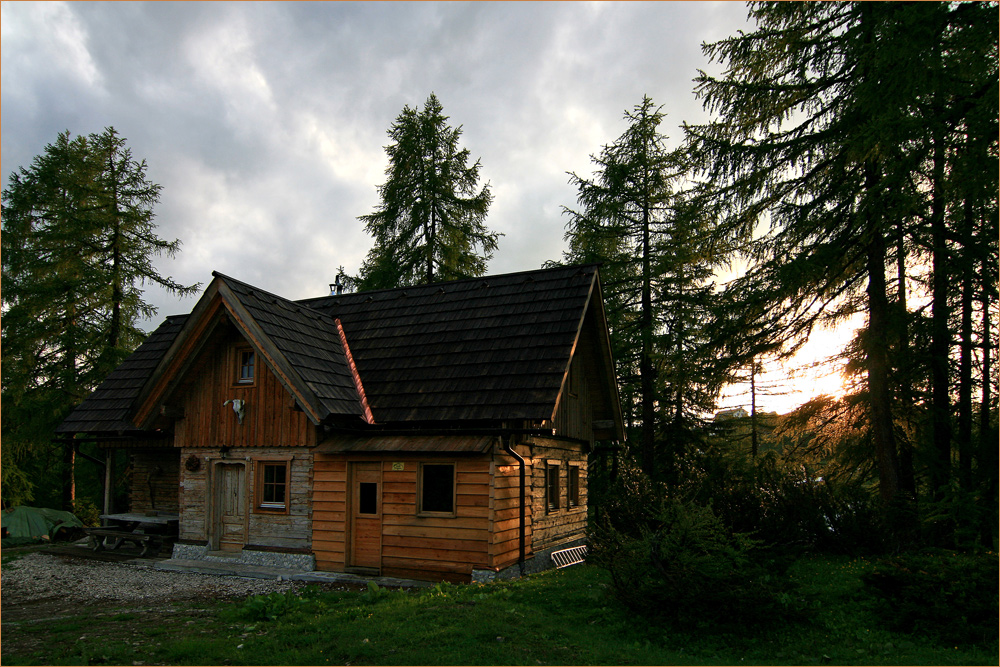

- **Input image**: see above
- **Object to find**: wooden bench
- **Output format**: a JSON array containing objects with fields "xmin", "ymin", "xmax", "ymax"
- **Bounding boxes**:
[{"xmin": 84, "ymin": 528, "xmax": 164, "ymax": 558}]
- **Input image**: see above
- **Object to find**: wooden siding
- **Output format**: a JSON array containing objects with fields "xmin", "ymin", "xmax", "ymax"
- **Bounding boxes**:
[
  {"xmin": 313, "ymin": 439, "xmax": 586, "ymax": 581},
  {"xmin": 552, "ymin": 351, "xmax": 595, "ymax": 443},
  {"xmin": 528, "ymin": 437, "xmax": 589, "ymax": 554},
  {"xmin": 171, "ymin": 322, "xmax": 317, "ymax": 450},
  {"xmin": 313, "ymin": 454, "xmax": 494, "ymax": 582},
  {"xmin": 177, "ymin": 446, "xmax": 312, "ymax": 550},
  {"xmin": 489, "ymin": 443, "xmax": 534, "ymax": 571},
  {"xmin": 129, "ymin": 449, "xmax": 180, "ymax": 513}
]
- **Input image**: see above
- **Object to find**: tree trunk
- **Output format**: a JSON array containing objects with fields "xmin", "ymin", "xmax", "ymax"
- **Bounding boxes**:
[
  {"xmin": 640, "ymin": 202, "xmax": 655, "ymax": 476},
  {"xmin": 956, "ymin": 199, "xmax": 974, "ymax": 492},
  {"xmin": 864, "ymin": 160, "xmax": 900, "ymax": 505},
  {"xmin": 929, "ymin": 125, "xmax": 952, "ymax": 502},
  {"xmin": 750, "ymin": 362, "xmax": 759, "ymax": 459},
  {"xmin": 62, "ymin": 445, "xmax": 76, "ymax": 512},
  {"xmin": 895, "ymin": 217, "xmax": 917, "ymax": 499},
  {"xmin": 107, "ymin": 147, "xmax": 123, "ymax": 351},
  {"xmin": 639, "ymin": 105, "xmax": 656, "ymax": 477},
  {"xmin": 979, "ymin": 238, "xmax": 997, "ymax": 547}
]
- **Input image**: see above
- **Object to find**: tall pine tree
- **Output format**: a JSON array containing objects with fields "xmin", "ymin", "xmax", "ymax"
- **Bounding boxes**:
[
  {"xmin": 357, "ymin": 94, "xmax": 498, "ymax": 290},
  {"xmin": 1, "ymin": 128, "xmax": 198, "ymax": 508},
  {"xmin": 563, "ymin": 96, "xmax": 720, "ymax": 477},
  {"xmin": 687, "ymin": 2, "xmax": 997, "ymax": 537}
]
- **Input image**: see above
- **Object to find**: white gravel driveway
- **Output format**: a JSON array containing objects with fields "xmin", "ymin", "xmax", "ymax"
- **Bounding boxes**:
[{"xmin": 2, "ymin": 551, "xmax": 299, "ymax": 607}]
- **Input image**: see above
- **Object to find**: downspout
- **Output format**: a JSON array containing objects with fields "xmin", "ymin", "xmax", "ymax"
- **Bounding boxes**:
[{"xmin": 502, "ymin": 436, "xmax": 527, "ymax": 576}]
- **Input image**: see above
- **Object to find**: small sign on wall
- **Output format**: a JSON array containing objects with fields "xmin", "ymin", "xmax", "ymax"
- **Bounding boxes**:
[{"xmin": 391, "ymin": 462, "xmax": 405, "ymax": 471}]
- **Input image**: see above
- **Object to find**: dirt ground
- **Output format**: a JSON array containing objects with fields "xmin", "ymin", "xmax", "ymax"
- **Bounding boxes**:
[{"xmin": 1, "ymin": 546, "xmax": 323, "ymax": 662}]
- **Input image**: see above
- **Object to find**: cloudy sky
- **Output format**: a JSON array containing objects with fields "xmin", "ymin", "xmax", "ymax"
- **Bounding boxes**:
[
  {"xmin": 2, "ymin": 1, "xmax": 754, "ymax": 317},
  {"xmin": 6, "ymin": 2, "xmax": 845, "ymax": 412}
]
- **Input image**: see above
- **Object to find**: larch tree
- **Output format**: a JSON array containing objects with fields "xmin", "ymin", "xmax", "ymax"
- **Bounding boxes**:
[
  {"xmin": 357, "ymin": 94, "xmax": 498, "ymax": 290},
  {"xmin": 563, "ymin": 96, "xmax": 720, "ymax": 477},
  {"xmin": 687, "ymin": 1, "xmax": 997, "ymax": 539},
  {"xmin": 1, "ymin": 128, "xmax": 198, "ymax": 508}
]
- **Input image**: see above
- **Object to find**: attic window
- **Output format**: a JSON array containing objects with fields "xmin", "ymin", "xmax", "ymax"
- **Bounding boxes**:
[{"xmin": 237, "ymin": 348, "xmax": 255, "ymax": 384}]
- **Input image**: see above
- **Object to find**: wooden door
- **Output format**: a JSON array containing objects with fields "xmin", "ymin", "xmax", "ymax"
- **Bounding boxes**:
[
  {"xmin": 214, "ymin": 462, "xmax": 247, "ymax": 551},
  {"xmin": 349, "ymin": 462, "xmax": 381, "ymax": 572}
]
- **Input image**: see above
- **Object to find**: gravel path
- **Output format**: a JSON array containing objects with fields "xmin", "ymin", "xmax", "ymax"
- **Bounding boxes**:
[{"xmin": 2, "ymin": 551, "xmax": 299, "ymax": 607}]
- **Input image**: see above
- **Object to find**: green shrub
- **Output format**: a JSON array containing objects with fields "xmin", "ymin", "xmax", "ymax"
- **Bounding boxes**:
[
  {"xmin": 71, "ymin": 498, "xmax": 101, "ymax": 528},
  {"xmin": 590, "ymin": 496, "xmax": 806, "ymax": 630},
  {"xmin": 861, "ymin": 549, "xmax": 999, "ymax": 645},
  {"xmin": 667, "ymin": 449, "xmax": 889, "ymax": 555},
  {"xmin": 238, "ymin": 590, "xmax": 302, "ymax": 622}
]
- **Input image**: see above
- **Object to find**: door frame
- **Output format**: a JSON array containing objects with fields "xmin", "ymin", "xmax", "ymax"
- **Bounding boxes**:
[
  {"xmin": 347, "ymin": 460, "xmax": 382, "ymax": 573},
  {"xmin": 209, "ymin": 459, "xmax": 249, "ymax": 551}
]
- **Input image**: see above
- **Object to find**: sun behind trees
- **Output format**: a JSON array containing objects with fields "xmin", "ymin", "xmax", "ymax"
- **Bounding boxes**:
[
  {"xmin": 686, "ymin": 1, "xmax": 997, "ymax": 546},
  {"xmin": 356, "ymin": 93, "xmax": 500, "ymax": 290},
  {"xmin": 1, "ymin": 127, "xmax": 199, "ymax": 509}
]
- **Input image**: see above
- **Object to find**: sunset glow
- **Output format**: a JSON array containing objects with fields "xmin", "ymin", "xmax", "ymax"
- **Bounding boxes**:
[{"xmin": 718, "ymin": 314, "xmax": 862, "ymax": 416}]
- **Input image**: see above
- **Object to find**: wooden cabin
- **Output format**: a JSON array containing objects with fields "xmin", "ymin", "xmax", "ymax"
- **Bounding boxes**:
[{"xmin": 57, "ymin": 264, "xmax": 625, "ymax": 582}]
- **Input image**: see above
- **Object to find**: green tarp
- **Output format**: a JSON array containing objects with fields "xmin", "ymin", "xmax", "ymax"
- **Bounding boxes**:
[{"xmin": 1, "ymin": 506, "xmax": 84, "ymax": 540}]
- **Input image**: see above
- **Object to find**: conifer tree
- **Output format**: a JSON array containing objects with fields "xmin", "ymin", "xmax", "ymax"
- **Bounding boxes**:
[
  {"xmin": 687, "ymin": 1, "xmax": 998, "ymax": 532},
  {"xmin": 357, "ymin": 94, "xmax": 498, "ymax": 290},
  {"xmin": 563, "ymin": 96, "xmax": 720, "ymax": 476},
  {"xmin": 1, "ymin": 128, "xmax": 197, "ymax": 507}
]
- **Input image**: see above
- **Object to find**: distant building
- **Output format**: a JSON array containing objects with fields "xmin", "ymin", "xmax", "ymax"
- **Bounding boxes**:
[{"xmin": 714, "ymin": 407, "xmax": 749, "ymax": 421}]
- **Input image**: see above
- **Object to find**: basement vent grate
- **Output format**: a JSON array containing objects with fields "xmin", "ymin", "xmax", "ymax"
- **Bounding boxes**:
[{"xmin": 550, "ymin": 545, "xmax": 587, "ymax": 569}]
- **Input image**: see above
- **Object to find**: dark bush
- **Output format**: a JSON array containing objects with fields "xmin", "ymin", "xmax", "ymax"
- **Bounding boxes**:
[
  {"xmin": 665, "ymin": 449, "xmax": 889, "ymax": 555},
  {"xmin": 861, "ymin": 549, "xmax": 999, "ymax": 645},
  {"xmin": 589, "ymin": 488, "xmax": 806, "ymax": 630}
]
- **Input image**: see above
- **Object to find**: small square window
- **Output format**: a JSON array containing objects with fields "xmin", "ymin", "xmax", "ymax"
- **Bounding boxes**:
[
  {"xmin": 546, "ymin": 463, "xmax": 561, "ymax": 513},
  {"xmin": 419, "ymin": 463, "xmax": 455, "ymax": 515},
  {"xmin": 237, "ymin": 349, "xmax": 255, "ymax": 384},
  {"xmin": 568, "ymin": 466, "xmax": 580, "ymax": 508},
  {"xmin": 256, "ymin": 461, "xmax": 288, "ymax": 512},
  {"xmin": 358, "ymin": 482, "xmax": 378, "ymax": 515}
]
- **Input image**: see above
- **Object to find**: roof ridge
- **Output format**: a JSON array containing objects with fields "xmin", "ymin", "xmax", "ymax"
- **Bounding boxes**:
[
  {"xmin": 212, "ymin": 271, "xmax": 332, "ymax": 323},
  {"xmin": 297, "ymin": 262, "xmax": 600, "ymax": 306}
]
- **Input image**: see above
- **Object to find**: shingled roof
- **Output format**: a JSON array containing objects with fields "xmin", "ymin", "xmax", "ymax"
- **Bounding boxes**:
[
  {"xmin": 218, "ymin": 274, "xmax": 365, "ymax": 420},
  {"xmin": 301, "ymin": 264, "xmax": 603, "ymax": 423},
  {"xmin": 59, "ymin": 263, "xmax": 621, "ymax": 436},
  {"xmin": 55, "ymin": 315, "xmax": 189, "ymax": 434}
]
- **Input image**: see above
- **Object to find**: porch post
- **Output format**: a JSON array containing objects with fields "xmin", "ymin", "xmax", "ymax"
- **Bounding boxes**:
[{"xmin": 103, "ymin": 449, "xmax": 115, "ymax": 517}]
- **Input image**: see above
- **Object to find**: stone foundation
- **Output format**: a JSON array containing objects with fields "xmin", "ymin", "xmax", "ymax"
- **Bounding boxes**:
[
  {"xmin": 170, "ymin": 542, "xmax": 315, "ymax": 571},
  {"xmin": 471, "ymin": 537, "xmax": 587, "ymax": 582}
]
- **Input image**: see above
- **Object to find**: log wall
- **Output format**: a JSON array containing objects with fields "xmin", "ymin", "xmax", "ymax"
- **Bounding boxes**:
[
  {"xmin": 129, "ymin": 449, "xmax": 180, "ymax": 513},
  {"xmin": 313, "ymin": 453, "xmax": 495, "ymax": 583},
  {"xmin": 489, "ymin": 442, "xmax": 534, "ymax": 571},
  {"xmin": 528, "ymin": 437, "xmax": 589, "ymax": 554},
  {"xmin": 177, "ymin": 446, "xmax": 313, "ymax": 550}
]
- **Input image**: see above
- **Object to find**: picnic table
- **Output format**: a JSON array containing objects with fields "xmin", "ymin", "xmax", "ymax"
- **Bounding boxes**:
[{"xmin": 85, "ymin": 512, "xmax": 179, "ymax": 557}]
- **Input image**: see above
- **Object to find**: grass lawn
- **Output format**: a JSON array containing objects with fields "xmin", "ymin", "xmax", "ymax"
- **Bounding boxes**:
[{"xmin": 3, "ymin": 555, "xmax": 996, "ymax": 665}]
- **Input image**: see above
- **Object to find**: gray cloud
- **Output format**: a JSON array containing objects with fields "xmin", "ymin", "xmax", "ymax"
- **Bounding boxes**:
[{"xmin": 2, "ymin": 1, "xmax": 752, "ymax": 329}]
